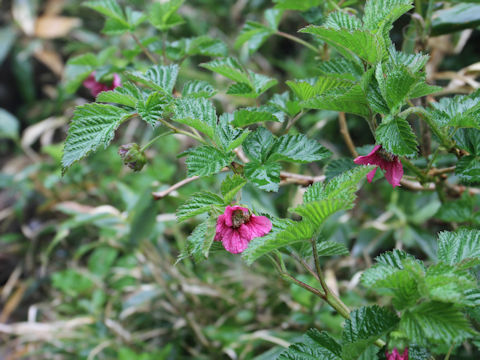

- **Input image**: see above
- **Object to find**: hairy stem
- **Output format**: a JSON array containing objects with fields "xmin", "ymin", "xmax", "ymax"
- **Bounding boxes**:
[
  {"xmin": 276, "ymin": 31, "xmax": 319, "ymax": 53},
  {"xmin": 131, "ymin": 33, "xmax": 159, "ymax": 64},
  {"xmin": 140, "ymin": 131, "xmax": 174, "ymax": 152}
]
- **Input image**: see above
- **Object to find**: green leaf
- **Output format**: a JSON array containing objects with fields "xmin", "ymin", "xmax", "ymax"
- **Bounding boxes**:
[
  {"xmin": 376, "ymin": 116, "xmax": 418, "ymax": 157},
  {"xmin": 96, "ymin": 83, "xmax": 142, "ymax": 107},
  {"xmin": 455, "ymin": 128, "xmax": 480, "ymax": 155},
  {"xmin": 176, "ymin": 191, "xmax": 223, "ymax": 222},
  {"xmin": 431, "ymin": 3, "xmax": 480, "ymax": 36},
  {"xmin": 127, "ymin": 64, "xmax": 179, "ymax": 95},
  {"xmin": 300, "ymin": 26, "xmax": 386, "ymax": 64},
  {"xmin": 249, "ymin": 71, "xmax": 278, "ymax": 96},
  {"xmin": 182, "ymin": 80, "xmax": 216, "ymax": 98},
  {"xmin": 242, "ymin": 127, "xmax": 275, "ymax": 163},
  {"xmin": 62, "ymin": 103, "xmax": 131, "ymax": 173},
  {"xmin": 407, "ymin": 345, "xmax": 431, "ymax": 360},
  {"xmin": 200, "ymin": 57, "xmax": 250, "ymax": 84},
  {"xmin": 215, "ymin": 113, "xmax": 250, "ymax": 152},
  {"xmin": 221, "ymin": 175, "xmax": 247, "ymax": 204},
  {"xmin": 231, "ymin": 108, "xmax": 280, "ymax": 127},
  {"xmin": 148, "ymin": 0, "xmax": 184, "ymax": 31},
  {"xmin": 0, "ymin": 108, "xmax": 19, "ymax": 140},
  {"xmin": 136, "ymin": 92, "xmax": 167, "ymax": 126},
  {"xmin": 316, "ymin": 241, "xmax": 349, "ymax": 257},
  {"xmin": 244, "ymin": 161, "xmax": 281, "ymax": 192},
  {"xmin": 342, "ymin": 306, "xmax": 399, "ymax": 360},
  {"xmin": 235, "ymin": 21, "xmax": 274, "ymax": 54},
  {"xmin": 435, "ymin": 193, "xmax": 480, "ymax": 224},
  {"xmin": 291, "ymin": 198, "xmax": 352, "ymax": 230},
  {"xmin": 64, "ymin": 53, "xmax": 98, "ymax": 93},
  {"xmin": 269, "ymin": 134, "xmax": 331, "ymax": 163},
  {"xmin": 304, "ymin": 85, "xmax": 371, "ymax": 117},
  {"xmin": 317, "ymin": 59, "xmax": 363, "ymax": 81},
  {"xmin": 375, "ymin": 63, "xmax": 418, "ymax": 110},
  {"xmin": 268, "ymin": 92, "xmax": 302, "ymax": 117},
  {"xmin": 185, "ymin": 146, "xmax": 233, "ymax": 177},
  {"xmin": 325, "ymin": 159, "xmax": 356, "ymax": 182},
  {"xmin": 437, "ymin": 228, "xmax": 480, "ymax": 267},
  {"xmin": 363, "ymin": 0, "xmax": 413, "ymax": 32},
  {"xmin": 273, "ymin": 0, "xmax": 322, "ymax": 11},
  {"xmin": 456, "ymin": 156, "xmax": 480, "ymax": 184},
  {"xmin": 173, "ymin": 97, "xmax": 217, "ymax": 139},
  {"xmin": 168, "ymin": 36, "xmax": 228, "ymax": 59},
  {"xmin": 277, "ymin": 329, "xmax": 342, "ymax": 360},
  {"xmin": 428, "ymin": 93, "xmax": 480, "ymax": 129},
  {"xmin": 286, "ymin": 77, "xmax": 353, "ymax": 101},
  {"xmin": 400, "ymin": 301, "xmax": 472, "ymax": 346},
  {"xmin": 324, "ymin": 11, "xmax": 362, "ymax": 30},
  {"xmin": 183, "ymin": 217, "xmax": 217, "ymax": 262},
  {"xmin": 84, "ymin": 0, "xmax": 127, "ymax": 25},
  {"xmin": 226, "ymin": 82, "xmax": 255, "ymax": 97}
]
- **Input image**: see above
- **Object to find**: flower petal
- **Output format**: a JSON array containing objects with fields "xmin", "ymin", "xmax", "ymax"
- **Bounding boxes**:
[
  {"xmin": 222, "ymin": 228, "xmax": 249, "ymax": 254},
  {"xmin": 384, "ymin": 158, "xmax": 403, "ymax": 188},
  {"xmin": 245, "ymin": 215, "xmax": 272, "ymax": 238},
  {"xmin": 366, "ymin": 167, "xmax": 377, "ymax": 183},
  {"xmin": 353, "ymin": 145, "xmax": 382, "ymax": 166},
  {"xmin": 214, "ymin": 214, "xmax": 228, "ymax": 241}
]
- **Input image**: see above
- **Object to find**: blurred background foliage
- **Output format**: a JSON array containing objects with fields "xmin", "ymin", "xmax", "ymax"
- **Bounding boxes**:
[{"xmin": 0, "ymin": 0, "xmax": 479, "ymax": 359}]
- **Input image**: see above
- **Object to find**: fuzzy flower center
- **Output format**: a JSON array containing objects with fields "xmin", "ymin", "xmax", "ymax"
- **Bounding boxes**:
[
  {"xmin": 378, "ymin": 148, "xmax": 396, "ymax": 162},
  {"xmin": 231, "ymin": 209, "xmax": 250, "ymax": 228}
]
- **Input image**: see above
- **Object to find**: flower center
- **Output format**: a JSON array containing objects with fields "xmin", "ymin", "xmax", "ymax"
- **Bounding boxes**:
[
  {"xmin": 232, "ymin": 209, "xmax": 250, "ymax": 228},
  {"xmin": 378, "ymin": 148, "xmax": 396, "ymax": 162}
]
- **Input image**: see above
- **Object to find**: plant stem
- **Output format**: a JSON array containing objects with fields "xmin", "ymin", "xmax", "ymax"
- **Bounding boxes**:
[
  {"xmin": 338, "ymin": 112, "xmax": 359, "ymax": 157},
  {"xmin": 402, "ymin": 158, "xmax": 430, "ymax": 183},
  {"xmin": 282, "ymin": 111, "xmax": 304, "ymax": 134},
  {"xmin": 276, "ymin": 31, "xmax": 320, "ymax": 53},
  {"xmin": 156, "ymin": 118, "xmax": 209, "ymax": 145},
  {"xmin": 131, "ymin": 33, "xmax": 159, "ymax": 64},
  {"xmin": 311, "ymin": 239, "xmax": 329, "ymax": 294},
  {"xmin": 140, "ymin": 130, "xmax": 174, "ymax": 152}
]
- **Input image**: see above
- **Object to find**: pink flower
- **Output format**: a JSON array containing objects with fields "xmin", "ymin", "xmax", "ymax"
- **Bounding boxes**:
[
  {"xmin": 214, "ymin": 206, "xmax": 272, "ymax": 254},
  {"xmin": 386, "ymin": 348, "xmax": 408, "ymax": 360},
  {"xmin": 83, "ymin": 72, "xmax": 121, "ymax": 97},
  {"xmin": 354, "ymin": 145, "xmax": 403, "ymax": 188}
]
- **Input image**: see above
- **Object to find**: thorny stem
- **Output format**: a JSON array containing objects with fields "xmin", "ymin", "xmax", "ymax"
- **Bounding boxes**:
[
  {"xmin": 276, "ymin": 31, "xmax": 320, "ymax": 54},
  {"xmin": 131, "ymin": 33, "xmax": 159, "ymax": 64}
]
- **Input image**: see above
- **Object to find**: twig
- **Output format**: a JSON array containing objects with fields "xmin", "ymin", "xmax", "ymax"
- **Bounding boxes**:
[
  {"xmin": 153, "ymin": 176, "xmax": 200, "ymax": 199},
  {"xmin": 338, "ymin": 112, "xmax": 358, "ymax": 157},
  {"xmin": 131, "ymin": 33, "xmax": 158, "ymax": 64},
  {"xmin": 276, "ymin": 31, "xmax": 320, "ymax": 53}
]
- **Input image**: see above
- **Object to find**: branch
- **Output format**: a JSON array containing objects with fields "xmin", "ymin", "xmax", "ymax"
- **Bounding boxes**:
[{"xmin": 338, "ymin": 112, "xmax": 358, "ymax": 157}]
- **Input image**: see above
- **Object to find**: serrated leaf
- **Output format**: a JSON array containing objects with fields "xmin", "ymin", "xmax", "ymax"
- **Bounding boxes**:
[
  {"xmin": 84, "ymin": 0, "xmax": 127, "ymax": 25},
  {"xmin": 291, "ymin": 198, "xmax": 351, "ymax": 230},
  {"xmin": 235, "ymin": 21, "xmax": 274, "ymax": 54},
  {"xmin": 317, "ymin": 59, "xmax": 363, "ymax": 81},
  {"xmin": 216, "ymin": 113, "xmax": 250, "ymax": 152},
  {"xmin": 363, "ymin": 0, "xmax": 413, "ymax": 32},
  {"xmin": 325, "ymin": 159, "xmax": 356, "ymax": 182},
  {"xmin": 167, "ymin": 36, "xmax": 228, "ymax": 60},
  {"xmin": 226, "ymin": 82, "xmax": 255, "ymax": 97},
  {"xmin": 376, "ymin": 116, "xmax": 418, "ymax": 157},
  {"xmin": 375, "ymin": 63, "xmax": 419, "ymax": 110},
  {"xmin": 176, "ymin": 191, "xmax": 223, "ymax": 222},
  {"xmin": 96, "ymin": 83, "xmax": 142, "ymax": 107},
  {"xmin": 244, "ymin": 161, "xmax": 281, "ymax": 192},
  {"xmin": 304, "ymin": 85, "xmax": 370, "ymax": 117},
  {"xmin": 221, "ymin": 175, "xmax": 247, "ymax": 204},
  {"xmin": 182, "ymin": 217, "xmax": 217, "ymax": 262},
  {"xmin": 136, "ymin": 92, "xmax": 166, "ymax": 126},
  {"xmin": 64, "ymin": 53, "xmax": 98, "ymax": 93},
  {"xmin": 182, "ymin": 80, "xmax": 216, "ymax": 98},
  {"xmin": 268, "ymin": 92, "xmax": 301, "ymax": 117},
  {"xmin": 173, "ymin": 97, "xmax": 217, "ymax": 139},
  {"xmin": 316, "ymin": 241, "xmax": 349, "ymax": 257},
  {"xmin": 273, "ymin": 0, "xmax": 322, "ymax": 11},
  {"xmin": 242, "ymin": 127, "xmax": 275, "ymax": 163},
  {"xmin": 428, "ymin": 94, "xmax": 480, "ymax": 129},
  {"xmin": 269, "ymin": 134, "xmax": 331, "ymax": 163},
  {"xmin": 185, "ymin": 146, "xmax": 233, "ymax": 177},
  {"xmin": 231, "ymin": 108, "xmax": 280, "ymax": 127},
  {"xmin": 200, "ymin": 57, "xmax": 250, "ymax": 84},
  {"xmin": 407, "ymin": 345, "xmax": 431, "ymax": 360},
  {"xmin": 148, "ymin": 0, "xmax": 184, "ymax": 31},
  {"xmin": 287, "ymin": 77, "xmax": 353, "ymax": 101},
  {"xmin": 437, "ymin": 228, "xmax": 480, "ymax": 267},
  {"xmin": 300, "ymin": 26, "xmax": 386, "ymax": 64},
  {"xmin": 249, "ymin": 71, "xmax": 278, "ymax": 96},
  {"xmin": 435, "ymin": 193, "xmax": 479, "ymax": 224},
  {"xmin": 127, "ymin": 64, "xmax": 179, "ymax": 95},
  {"xmin": 455, "ymin": 128, "xmax": 480, "ymax": 155},
  {"xmin": 408, "ymin": 82, "xmax": 442, "ymax": 99},
  {"xmin": 342, "ymin": 306, "xmax": 399, "ymax": 360},
  {"xmin": 62, "ymin": 104, "xmax": 131, "ymax": 173},
  {"xmin": 455, "ymin": 156, "xmax": 480, "ymax": 184},
  {"xmin": 400, "ymin": 301, "xmax": 472, "ymax": 346},
  {"xmin": 277, "ymin": 329, "xmax": 342, "ymax": 360},
  {"xmin": 324, "ymin": 11, "xmax": 362, "ymax": 30}
]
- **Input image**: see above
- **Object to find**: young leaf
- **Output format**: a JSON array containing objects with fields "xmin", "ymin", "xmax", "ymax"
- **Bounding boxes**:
[
  {"xmin": 269, "ymin": 134, "xmax": 331, "ymax": 163},
  {"xmin": 437, "ymin": 229, "xmax": 480, "ymax": 267},
  {"xmin": 376, "ymin": 116, "xmax": 418, "ymax": 157},
  {"xmin": 400, "ymin": 301, "xmax": 473, "ymax": 346},
  {"xmin": 286, "ymin": 77, "xmax": 353, "ymax": 101},
  {"xmin": 235, "ymin": 22, "xmax": 274, "ymax": 54},
  {"xmin": 136, "ymin": 92, "xmax": 167, "ymax": 126},
  {"xmin": 249, "ymin": 71, "xmax": 278, "ymax": 96},
  {"xmin": 182, "ymin": 217, "xmax": 217, "ymax": 262},
  {"xmin": 375, "ymin": 63, "xmax": 418, "ymax": 111},
  {"xmin": 200, "ymin": 57, "xmax": 250, "ymax": 84},
  {"xmin": 176, "ymin": 191, "xmax": 224, "ymax": 222},
  {"xmin": 317, "ymin": 58, "xmax": 363, "ymax": 81},
  {"xmin": 215, "ymin": 114, "xmax": 250, "ymax": 152},
  {"xmin": 244, "ymin": 161, "xmax": 281, "ymax": 192},
  {"xmin": 231, "ymin": 108, "xmax": 280, "ymax": 127},
  {"xmin": 268, "ymin": 92, "xmax": 302, "ymax": 117},
  {"xmin": 324, "ymin": 11, "xmax": 362, "ymax": 30},
  {"xmin": 62, "ymin": 103, "xmax": 131, "ymax": 173},
  {"xmin": 277, "ymin": 329, "xmax": 342, "ymax": 360},
  {"xmin": 242, "ymin": 127, "xmax": 275, "ymax": 163},
  {"xmin": 64, "ymin": 53, "xmax": 98, "ymax": 93},
  {"xmin": 342, "ymin": 306, "xmax": 399, "ymax": 360},
  {"xmin": 148, "ymin": 0, "xmax": 184, "ymax": 31},
  {"xmin": 173, "ymin": 97, "xmax": 217, "ymax": 139},
  {"xmin": 221, "ymin": 175, "xmax": 247, "ymax": 204},
  {"xmin": 185, "ymin": 146, "xmax": 233, "ymax": 177},
  {"xmin": 127, "ymin": 64, "xmax": 179, "ymax": 95},
  {"xmin": 363, "ymin": 0, "xmax": 413, "ymax": 32},
  {"xmin": 428, "ymin": 93, "xmax": 480, "ymax": 129},
  {"xmin": 84, "ymin": 0, "xmax": 127, "ymax": 25},
  {"xmin": 96, "ymin": 83, "xmax": 142, "ymax": 107},
  {"xmin": 182, "ymin": 80, "xmax": 216, "ymax": 98}
]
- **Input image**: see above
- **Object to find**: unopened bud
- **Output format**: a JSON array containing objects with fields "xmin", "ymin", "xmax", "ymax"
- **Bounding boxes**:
[{"xmin": 118, "ymin": 143, "xmax": 146, "ymax": 172}]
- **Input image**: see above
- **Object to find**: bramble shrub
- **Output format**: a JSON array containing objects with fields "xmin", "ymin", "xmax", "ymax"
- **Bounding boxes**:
[{"xmin": 60, "ymin": 0, "xmax": 480, "ymax": 358}]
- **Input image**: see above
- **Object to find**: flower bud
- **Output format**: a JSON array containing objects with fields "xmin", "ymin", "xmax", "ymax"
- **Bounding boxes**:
[{"xmin": 118, "ymin": 143, "xmax": 146, "ymax": 172}]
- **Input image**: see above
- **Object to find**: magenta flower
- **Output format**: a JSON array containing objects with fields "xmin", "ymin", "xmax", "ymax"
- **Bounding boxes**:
[
  {"xmin": 386, "ymin": 348, "xmax": 408, "ymax": 360},
  {"xmin": 354, "ymin": 145, "xmax": 403, "ymax": 188},
  {"xmin": 83, "ymin": 72, "xmax": 121, "ymax": 97},
  {"xmin": 214, "ymin": 206, "xmax": 272, "ymax": 254}
]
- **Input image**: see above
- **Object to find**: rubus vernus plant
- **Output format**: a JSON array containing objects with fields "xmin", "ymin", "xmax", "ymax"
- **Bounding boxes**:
[{"xmin": 61, "ymin": 0, "xmax": 480, "ymax": 358}]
